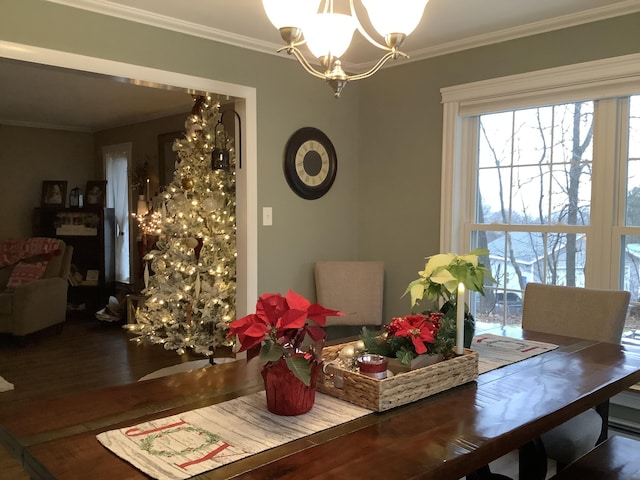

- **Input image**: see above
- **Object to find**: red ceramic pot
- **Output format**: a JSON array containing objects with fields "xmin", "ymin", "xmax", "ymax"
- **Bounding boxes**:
[{"xmin": 261, "ymin": 357, "xmax": 318, "ymax": 416}]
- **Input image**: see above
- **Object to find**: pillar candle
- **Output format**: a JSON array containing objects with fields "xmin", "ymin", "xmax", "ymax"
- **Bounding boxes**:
[{"xmin": 456, "ymin": 283, "xmax": 465, "ymax": 355}]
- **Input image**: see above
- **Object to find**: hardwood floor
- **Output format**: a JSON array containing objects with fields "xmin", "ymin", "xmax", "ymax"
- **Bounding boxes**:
[{"xmin": 0, "ymin": 314, "xmax": 205, "ymax": 478}]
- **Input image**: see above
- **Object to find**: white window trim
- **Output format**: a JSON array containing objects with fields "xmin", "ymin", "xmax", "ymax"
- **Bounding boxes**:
[{"xmin": 440, "ymin": 53, "xmax": 640, "ymax": 265}]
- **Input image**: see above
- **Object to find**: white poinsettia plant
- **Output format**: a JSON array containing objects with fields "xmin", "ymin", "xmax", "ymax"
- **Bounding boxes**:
[{"xmin": 405, "ymin": 249, "xmax": 495, "ymax": 308}]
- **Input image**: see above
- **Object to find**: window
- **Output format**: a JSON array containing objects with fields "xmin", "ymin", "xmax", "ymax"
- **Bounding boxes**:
[
  {"xmin": 103, "ymin": 143, "xmax": 133, "ymax": 285},
  {"xmin": 441, "ymin": 53, "xmax": 640, "ymax": 341},
  {"xmin": 473, "ymin": 102, "xmax": 593, "ymax": 324},
  {"xmin": 621, "ymin": 96, "xmax": 640, "ymax": 344}
]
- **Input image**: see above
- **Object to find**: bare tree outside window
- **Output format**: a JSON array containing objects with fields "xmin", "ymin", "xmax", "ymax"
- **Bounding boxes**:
[{"xmin": 472, "ymin": 102, "xmax": 594, "ymax": 326}]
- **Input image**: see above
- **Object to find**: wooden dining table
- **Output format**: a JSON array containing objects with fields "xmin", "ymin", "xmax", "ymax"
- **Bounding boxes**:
[{"xmin": 1, "ymin": 326, "xmax": 640, "ymax": 480}]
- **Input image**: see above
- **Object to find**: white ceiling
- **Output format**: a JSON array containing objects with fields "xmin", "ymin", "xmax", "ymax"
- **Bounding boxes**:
[{"xmin": 1, "ymin": 0, "xmax": 639, "ymax": 131}]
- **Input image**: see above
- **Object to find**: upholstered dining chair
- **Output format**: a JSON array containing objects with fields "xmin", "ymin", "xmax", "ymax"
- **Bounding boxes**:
[
  {"xmin": 470, "ymin": 282, "xmax": 631, "ymax": 480},
  {"xmin": 314, "ymin": 261, "xmax": 384, "ymax": 340},
  {"xmin": 518, "ymin": 283, "xmax": 630, "ymax": 478}
]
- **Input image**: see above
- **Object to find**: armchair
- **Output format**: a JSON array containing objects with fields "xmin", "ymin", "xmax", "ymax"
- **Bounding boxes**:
[{"xmin": 0, "ymin": 239, "xmax": 73, "ymax": 338}]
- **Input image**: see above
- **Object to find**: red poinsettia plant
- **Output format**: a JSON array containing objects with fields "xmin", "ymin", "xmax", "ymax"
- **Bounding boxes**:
[
  {"xmin": 227, "ymin": 290, "xmax": 343, "ymax": 386},
  {"xmin": 361, "ymin": 312, "xmax": 455, "ymax": 365}
]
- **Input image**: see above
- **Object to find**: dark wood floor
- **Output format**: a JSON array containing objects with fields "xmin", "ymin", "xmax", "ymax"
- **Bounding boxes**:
[{"xmin": 0, "ymin": 314, "xmax": 206, "ymax": 478}]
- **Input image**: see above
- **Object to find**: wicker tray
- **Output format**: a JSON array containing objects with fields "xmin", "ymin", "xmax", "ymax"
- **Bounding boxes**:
[{"xmin": 317, "ymin": 341, "xmax": 479, "ymax": 412}]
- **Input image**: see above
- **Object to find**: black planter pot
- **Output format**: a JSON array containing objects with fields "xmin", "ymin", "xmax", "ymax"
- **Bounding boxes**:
[{"xmin": 440, "ymin": 300, "xmax": 475, "ymax": 349}]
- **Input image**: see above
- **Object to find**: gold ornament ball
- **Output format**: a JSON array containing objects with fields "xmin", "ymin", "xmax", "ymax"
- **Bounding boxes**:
[
  {"xmin": 339, "ymin": 345, "xmax": 356, "ymax": 361},
  {"xmin": 181, "ymin": 177, "xmax": 194, "ymax": 190},
  {"xmin": 184, "ymin": 238, "xmax": 199, "ymax": 249}
]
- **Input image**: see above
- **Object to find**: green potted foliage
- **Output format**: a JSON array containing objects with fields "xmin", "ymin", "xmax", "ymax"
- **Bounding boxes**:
[{"xmin": 404, "ymin": 249, "xmax": 495, "ymax": 347}]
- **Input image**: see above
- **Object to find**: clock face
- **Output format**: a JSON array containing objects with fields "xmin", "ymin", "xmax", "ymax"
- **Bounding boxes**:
[
  {"xmin": 284, "ymin": 127, "xmax": 337, "ymax": 200},
  {"xmin": 295, "ymin": 140, "xmax": 330, "ymax": 187}
]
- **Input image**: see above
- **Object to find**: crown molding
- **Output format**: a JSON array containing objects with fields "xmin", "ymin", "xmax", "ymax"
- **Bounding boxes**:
[
  {"xmin": 45, "ymin": 0, "xmax": 282, "ymax": 56},
  {"xmin": 0, "ymin": 119, "xmax": 92, "ymax": 132},
  {"xmin": 331, "ymin": 0, "xmax": 640, "ymax": 72},
  {"xmin": 47, "ymin": 0, "xmax": 640, "ymax": 71},
  {"xmin": 0, "ymin": 103, "xmax": 190, "ymax": 132}
]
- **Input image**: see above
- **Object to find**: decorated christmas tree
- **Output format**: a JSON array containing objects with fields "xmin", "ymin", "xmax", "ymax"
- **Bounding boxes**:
[{"xmin": 127, "ymin": 95, "xmax": 236, "ymax": 357}]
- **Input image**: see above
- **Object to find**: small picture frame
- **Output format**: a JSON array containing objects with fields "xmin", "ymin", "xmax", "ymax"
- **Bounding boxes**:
[
  {"xmin": 41, "ymin": 180, "xmax": 67, "ymax": 207},
  {"xmin": 85, "ymin": 180, "xmax": 107, "ymax": 207}
]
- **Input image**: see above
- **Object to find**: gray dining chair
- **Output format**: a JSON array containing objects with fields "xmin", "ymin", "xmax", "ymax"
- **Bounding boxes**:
[
  {"xmin": 314, "ymin": 261, "xmax": 384, "ymax": 340},
  {"xmin": 519, "ymin": 282, "xmax": 630, "ymax": 477}
]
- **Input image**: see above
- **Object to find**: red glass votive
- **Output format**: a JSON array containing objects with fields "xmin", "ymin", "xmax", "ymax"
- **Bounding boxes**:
[{"xmin": 357, "ymin": 354, "xmax": 388, "ymax": 379}]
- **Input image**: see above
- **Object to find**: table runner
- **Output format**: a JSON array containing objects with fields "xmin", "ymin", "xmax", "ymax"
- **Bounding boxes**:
[
  {"xmin": 97, "ymin": 391, "xmax": 371, "ymax": 480},
  {"xmin": 98, "ymin": 335, "xmax": 558, "ymax": 479},
  {"xmin": 472, "ymin": 333, "xmax": 558, "ymax": 374}
]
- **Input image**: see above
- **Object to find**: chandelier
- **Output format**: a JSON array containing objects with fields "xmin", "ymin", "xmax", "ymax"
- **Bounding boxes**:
[{"xmin": 262, "ymin": 0, "xmax": 429, "ymax": 97}]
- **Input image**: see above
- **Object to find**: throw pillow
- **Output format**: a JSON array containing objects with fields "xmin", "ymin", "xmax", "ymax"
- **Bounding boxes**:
[{"xmin": 5, "ymin": 261, "xmax": 48, "ymax": 291}]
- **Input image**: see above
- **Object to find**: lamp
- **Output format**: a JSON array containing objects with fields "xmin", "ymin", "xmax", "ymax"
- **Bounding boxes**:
[
  {"xmin": 136, "ymin": 195, "xmax": 149, "ymax": 217},
  {"xmin": 262, "ymin": 0, "xmax": 429, "ymax": 97},
  {"xmin": 211, "ymin": 109, "xmax": 242, "ymax": 171}
]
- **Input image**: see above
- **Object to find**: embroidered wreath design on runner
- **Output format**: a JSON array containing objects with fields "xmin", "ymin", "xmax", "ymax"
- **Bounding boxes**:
[
  {"xmin": 126, "ymin": 420, "xmax": 231, "ymax": 470},
  {"xmin": 138, "ymin": 426, "xmax": 221, "ymax": 457},
  {"xmin": 475, "ymin": 337, "xmax": 532, "ymax": 352}
]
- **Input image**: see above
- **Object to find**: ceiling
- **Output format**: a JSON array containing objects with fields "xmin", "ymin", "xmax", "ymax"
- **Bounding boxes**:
[{"xmin": 1, "ymin": 0, "xmax": 639, "ymax": 131}]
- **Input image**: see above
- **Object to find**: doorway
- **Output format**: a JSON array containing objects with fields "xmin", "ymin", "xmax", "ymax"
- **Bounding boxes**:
[{"xmin": 0, "ymin": 40, "xmax": 258, "ymax": 317}]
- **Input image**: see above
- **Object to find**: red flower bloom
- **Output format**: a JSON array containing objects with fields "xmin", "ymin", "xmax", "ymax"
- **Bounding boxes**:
[
  {"xmin": 226, "ymin": 313, "xmax": 269, "ymax": 353},
  {"xmin": 227, "ymin": 290, "xmax": 344, "ymax": 386},
  {"xmin": 227, "ymin": 290, "xmax": 343, "ymax": 354},
  {"xmin": 389, "ymin": 314, "xmax": 439, "ymax": 355}
]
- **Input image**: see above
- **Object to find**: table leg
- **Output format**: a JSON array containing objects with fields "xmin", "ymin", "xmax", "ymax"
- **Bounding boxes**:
[
  {"xmin": 466, "ymin": 465, "xmax": 513, "ymax": 480},
  {"xmin": 595, "ymin": 400, "xmax": 610, "ymax": 445},
  {"xmin": 518, "ymin": 438, "xmax": 547, "ymax": 480}
]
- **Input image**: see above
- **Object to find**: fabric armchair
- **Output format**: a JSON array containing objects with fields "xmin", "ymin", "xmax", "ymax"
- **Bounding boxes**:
[{"xmin": 0, "ymin": 239, "xmax": 73, "ymax": 338}]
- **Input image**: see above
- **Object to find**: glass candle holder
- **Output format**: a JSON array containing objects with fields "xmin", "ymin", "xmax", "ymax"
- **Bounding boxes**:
[{"xmin": 357, "ymin": 354, "xmax": 388, "ymax": 379}]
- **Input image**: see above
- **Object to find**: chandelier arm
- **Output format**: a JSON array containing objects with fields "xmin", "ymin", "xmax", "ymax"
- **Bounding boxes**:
[
  {"xmin": 285, "ymin": 46, "xmax": 330, "ymax": 81},
  {"xmin": 347, "ymin": 50, "xmax": 407, "ymax": 81},
  {"xmin": 349, "ymin": 0, "xmax": 392, "ymax": 52}
]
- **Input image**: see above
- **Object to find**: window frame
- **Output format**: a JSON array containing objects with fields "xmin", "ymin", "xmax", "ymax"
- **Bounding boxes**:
[{"xmin": 441, "ymin": 53, "xmax": 640, "ymax": 293}]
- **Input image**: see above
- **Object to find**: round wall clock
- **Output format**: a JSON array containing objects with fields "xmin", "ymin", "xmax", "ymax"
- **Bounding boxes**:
[{"xmin": 283, "ymin": 127, "xmax": 337, "ymax": 200}]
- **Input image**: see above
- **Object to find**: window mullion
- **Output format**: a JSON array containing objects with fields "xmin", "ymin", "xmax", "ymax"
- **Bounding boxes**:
[
  {"xmin": 612, "ymin": 98, "xmax": 631, "ymax": 290},
  {"xmin": 587, "ymin": 98, "xmax": 622, "ymax": 289}
]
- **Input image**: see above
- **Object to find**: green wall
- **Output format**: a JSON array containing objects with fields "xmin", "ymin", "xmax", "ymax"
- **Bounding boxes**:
[
  {"xmin": 2, "ymin": 1, "xmax": 640, "ymax": 321},
  {"xmin": 0, "ymin": 0, "xmax": 361, "ymax": 303},
  {"xmin": 358, "ymin": 13, "xmax": 640, "ymax": 318},
  {"xmin": 0, "ymin": 125, "xmax": 94, "ymax": 239}
]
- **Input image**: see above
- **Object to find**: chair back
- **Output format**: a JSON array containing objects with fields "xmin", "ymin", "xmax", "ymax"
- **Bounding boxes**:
[
  {"xmin": 314, "ymin": 261, "xmax": 384, "ymax": 326},
  {"xmin": 522, "ymin": 283, "xmax": 630, "ymax": 344}
]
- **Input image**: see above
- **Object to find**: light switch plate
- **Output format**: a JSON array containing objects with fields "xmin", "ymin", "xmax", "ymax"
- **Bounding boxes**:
[{"xmin": 263, "ymin": 207, "xmax": 273, "ymax": 226}]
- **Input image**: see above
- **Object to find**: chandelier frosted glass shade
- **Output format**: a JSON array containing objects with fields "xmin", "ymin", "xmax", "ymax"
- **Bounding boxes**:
[
  {"xmin": 361, "ymin": 0, "xmax": 429, "ymax": 37},
  {"xmin": 262, "ymin": 0, "xmax": 429, "ymax": 97},
  {"xmin": 303, "ymin": 13, "xmax": 356, "ymax": 60}
]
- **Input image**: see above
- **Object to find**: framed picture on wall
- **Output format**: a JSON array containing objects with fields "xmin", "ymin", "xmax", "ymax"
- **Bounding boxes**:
[
  {"xmin": 85, "ymin": 180, "xmax": 107, "ymax": 207},
  {"xmin": 41, "ymin": 180, "xmax": 67, "ymax": 207},
  {"xmin": 158, "ymin": 131, "xmax": 182, "ymax": 187}
]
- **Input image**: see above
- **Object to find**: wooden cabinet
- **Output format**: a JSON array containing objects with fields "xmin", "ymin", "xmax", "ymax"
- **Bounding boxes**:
[{"xmin": 33, "ymin": 207, "xmax": 115, "ymax": 313}]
